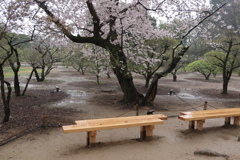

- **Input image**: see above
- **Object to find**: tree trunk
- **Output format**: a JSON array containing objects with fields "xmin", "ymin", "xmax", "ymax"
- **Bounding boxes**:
[
  {"xmin": 34, "ymin": 68, "xmax": 45, "ymax": 82},
  {"xmin": 145, "ymin": 76, "xmax": 151, "ymax": 88},
  {"xmin": 173, "ymin": 75, "xmax": 177, "ymax": 82},
  {"xmin": 143, "ymin": 74, "xmax": 159, "ymax": 105},
  {"xmin": 96, "ymin": 75, "xmax": 100, "ymax": 84},
  {"xmin": 222, "ymin": 82, "xmax": 228, "ymax": 94},
  {"xmin": 22, "ymin": 68, "xmax": 35, "ymax": 96},
  {"xmin": 0, "ymin": 65, "xmax": 12, "ymax": 123},
  {"xmin": 113, "ymin": 66, "xmax": 144, "ymax": 103},
  {"xmin": 107, "ymin": 72, "xmax": 111, "ymax": 78},
  {"xmin": 13, "ymin": 71, "xmax": 21, "ymax": 96},
  {"xmin": 205, "ymin": 73, "xmax": 211, "ymax": 80},
  {"xmin": 108, "ymin": 45, "xmax": 144, "ymax": 104}
]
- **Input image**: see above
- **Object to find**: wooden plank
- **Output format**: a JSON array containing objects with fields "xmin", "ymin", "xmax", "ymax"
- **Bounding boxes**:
[
  {"xmin": 181, "ymin": 108, "xmax": 240, "ymax": 115},
  {"xmin": 63, "ymin": 119, "xmax": 164, "ymax": 133},
  {"xmin": 178, "ymin": 112, "xmax": 240, "ymax": 121},
  {"xmin": 62, "ymin": 114, "xmax": 167, "ymax": 134},
  {"xmin": 75, "ymin": 114, "xmax": 167, "ymax": 126}
]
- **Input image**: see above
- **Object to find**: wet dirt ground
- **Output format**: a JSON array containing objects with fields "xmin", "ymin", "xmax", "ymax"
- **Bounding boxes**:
[{"xmin": 0, "ymin": 67, "xmax": 240, "ymax": 160}]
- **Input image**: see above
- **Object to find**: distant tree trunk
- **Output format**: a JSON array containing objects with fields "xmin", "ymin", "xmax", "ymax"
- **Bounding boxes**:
[
  {"xmin": 222, "ymin": 82, "xmax": 228, "ymax": 94},
  {"xmin": 205, "ymin": 73, "xmax": 211, "ymax": 80},
  {"xmin": 107, "ymin": 72, "xmax": 111, "ymax": 78},
  {"xmin": 172, "ymin": 69, "xmax": 177, "ymax": 82},
  {"xmin": 7, "ymin": 46, "xmax": 21, "ymax": 96},
  {"xmin": 173, "ymin": 74, "xmax": 177, "ymax": 82},
  {"xmin": 22, "ymin": 68, "xmax": 35, "ymax": 96},
  {"xmin": 13, "ymin": 71, "xmax": 21, "ymax": 96},
  {"xmin": 34, "ymin": 67, "xmax": 45, "ymax": 82},
  {"xmin": 96, "ymin": 75, "xmax": 100, "ymax": 84},
  {"xmin": 222, "ymin": 71, "xmax": 231, "ymax": 94},
  {"xmin": 145, "ymin": 75, "xmax": 151, "ymax": 88},
  {"xmin": 0, "ymin": 64, "xmax": 12, "ymax": 123}
]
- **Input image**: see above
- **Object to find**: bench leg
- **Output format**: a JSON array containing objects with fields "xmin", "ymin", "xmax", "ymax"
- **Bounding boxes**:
[
  {"xmin": 225, "ymin": 117, "xmax": 231, "ymax": 125},
  {"xmin": 87, "ymin": 131, "xmax": 97, "ymax": 147},
  {"xmin": 233, "ymin": 117, "xmax": 240, "ymax": 126},
  {"xmin": 140, "ymin": 125, "xmax": 155, "ymax": 141},
  {"xmin": 196, "ymin": 120, "xmax": 205, "ymax": 131},
  {"xmin": 189, "ymin": 121, "xmax": 195, "ymax": 130},
  {"xmin": 146, "ymin": 125, "xmax": 155, "ymax": 141},
  {"xmin": 140, "ymin": 126, "xmax": 146, "ymax": 140}
]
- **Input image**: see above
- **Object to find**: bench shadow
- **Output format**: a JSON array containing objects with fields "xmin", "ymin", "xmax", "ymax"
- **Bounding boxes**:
[
  {"xmin": 179, "ymin": 125, "xmax": 239, "ymax": 137},
  {"xmin": 60, "ymin": 135, "xmax": 164, "ymax": 156}
]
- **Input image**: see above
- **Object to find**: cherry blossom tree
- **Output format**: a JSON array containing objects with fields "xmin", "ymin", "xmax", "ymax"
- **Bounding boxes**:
[
  {"xmin": 17, "ymin": 0, "xmax": 226, "ymax": 105},
  {"xmin": 86, "ymin": 45, "xmax": 111, "ymax": 84},
  {"xmin": 25, "ymin": 37, "xmax": 58, "ymax": 82},
  {"xmin": 65, "ymin": 44, "xmax": 91, "ymax": 75},
  {"xmin": 203, "ymin": 0, "xmax": 240, "ymax": 94}
]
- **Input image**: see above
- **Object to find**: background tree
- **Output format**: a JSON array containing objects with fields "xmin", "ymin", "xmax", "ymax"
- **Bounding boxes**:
[
  {"xmin": 205, "ymin": 50, "xmax": 240, "ymax": 93},
  {"xmin": 0, "ymin": 40, "xmax": 12, "ymax": 122},
  {"xmin": 186, "ymin": 59, "xmax": 217, "ymax": 80},
  {"xmin": 0, "ymin": 32, "xmax": 34, "ymax": 96},
  {"xmin": 88, "ymin": 45, "xmax": 111, "ymax": 84},
  {"xmin": 0, "ymin": 0, "xmax": 35, "ymax": 122},
  {"xmin": 204, "ymin": 0, "xmax": 240, "ymax": 94},
  {"xmin": 66, "ymin": 45, "xmax": 91, "ymax": 75},
  {"xmin": 25, "ymin": 37, "xmax": 58, "ymax": 82}
]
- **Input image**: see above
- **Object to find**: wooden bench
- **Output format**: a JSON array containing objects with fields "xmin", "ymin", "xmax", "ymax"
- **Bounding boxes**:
[
  {"xmin": 62, "ymin": 114, "xmax": 167, "ymax": 147},
  {"xmin": 178, "ymin": 108, "xmax": 240, "ymax": 130}
]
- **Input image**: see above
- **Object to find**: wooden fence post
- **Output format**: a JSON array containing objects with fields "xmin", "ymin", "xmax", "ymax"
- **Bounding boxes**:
[{"xmin": 203, "ymin": 101, "xmax": 208, "ymax": 110}]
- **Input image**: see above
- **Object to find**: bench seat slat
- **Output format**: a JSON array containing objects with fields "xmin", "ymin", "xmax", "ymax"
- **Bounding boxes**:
[
  {"xmin": 75, "ymin": 114, "xmax": 167, "ymax": 126},
  {"xmin": 63, "ymin": 119, "xmax": 164, "ymax": 133},
  {"xmin": 179, "ymin": 112, "xmax": 240, "ymax": 121},
  {"xmin": 181, "ymin": 108, "xmax": 240, "ymax": 115},
  {"xmin": 63, "ymin": 114, "xmax": 167, "ymax": 134}
]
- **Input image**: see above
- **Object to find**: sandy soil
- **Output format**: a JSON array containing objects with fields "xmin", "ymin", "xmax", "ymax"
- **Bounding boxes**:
[{"xmin": 0, "ymin": 67, "xmax": 240, "ymax": 160}]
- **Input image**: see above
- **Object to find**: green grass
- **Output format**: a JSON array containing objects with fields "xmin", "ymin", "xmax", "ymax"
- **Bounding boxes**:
[{"xmin": 3, "ymin": 67, "xmax": 33, "ymax": 78}]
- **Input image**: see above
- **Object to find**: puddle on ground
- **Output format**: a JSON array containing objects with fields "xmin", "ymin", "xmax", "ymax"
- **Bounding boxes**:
[
  {"xmin": 176, "ymin": 93, "xmax": 201, "ymax": 100},
  {"xmin": 51, "ymin": 90, "xmax": 87, "ymax": 107}
]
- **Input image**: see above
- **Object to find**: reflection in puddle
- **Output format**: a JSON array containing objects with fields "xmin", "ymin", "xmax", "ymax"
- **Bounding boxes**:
[
  {"xmin": 66, "ymin": 90, "xmax": 87, "ymax": 97},
  {"xmin": 52, "ymin": 90, "xmax": 87, "ymax": 107},
  {"xmin": 177, "ymin": 93, "xmax": 201, "ymax": 100}
]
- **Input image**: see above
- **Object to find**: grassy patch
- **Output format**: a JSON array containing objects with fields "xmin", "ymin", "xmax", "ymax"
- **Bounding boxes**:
[{"xmin": 3, "ymin": 67, "xmax": 32, "ymax": 78}]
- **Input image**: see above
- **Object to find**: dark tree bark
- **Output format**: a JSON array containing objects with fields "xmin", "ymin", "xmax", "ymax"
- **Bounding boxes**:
[
  {"xmin": 173, "ymin": 74, "xmax": 177, "ymax": 82},
  {"xmin": 22, "ymin": 68, "xmax": 35, "ymax": 96},
  {"xmin": 0, "ymin": 64, "xmax": 12, "ymax": 123},
  {"xmin": 34, "ymin": 67, "xmax": 45, "ymax": 82},
  {"xmin": 8, "ymin": 46, "xmax": 21, "ymax": 96}
]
